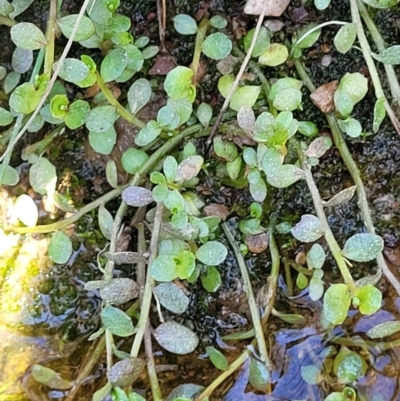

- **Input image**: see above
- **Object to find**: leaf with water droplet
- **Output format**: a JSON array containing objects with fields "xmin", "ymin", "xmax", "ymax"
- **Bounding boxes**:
[
  {"xmin": 309, "ymin": 272, "xmax": 324, "ymax": 301},
  {"xmin": 237, "ymin": 105, "xmax": 255, "ymax": 134},
  {"xmin": 200, "ymin": 266, "xmax": 222, "ymax": 292},
  {"xmin": 122, "ymin": 148, "xmax": 149, "ymax": 174},
  {"xmin": 323, "ymin": 284, "xmax": 351, "ymax": 325},
  {"xmin": 342, "ymin": 233, "xmax": 384, "ymax": 262},
  {"xmin": 333, "ymin": 346, "xmax": 366, "ymax": 383},
  {"xmin": 307, "ymin": 243, "xmax": 325, "ymax": 269},
  {"xmin": 89, "ymin": 126, "xmax": 117, "ymax": 155},
  {"xmin": 176, "ymin": 155, "xmax": 204, "ymax": 182},
  {"xmin": 9, "ymin": 82, "xmax": 41, "ymax": 114},
  {"xmin": 154, "ymin": 282, "xmax": 189, "ymax": 314},
  {"xmin": 305, "ymin": 136, "xmax": 332, "ymax": 158},
  {"xmin": 57, "ymin": 14, "xmax": 95, "ymax": 41},
  {"xmin": 353, "ymin": 284, "xmax": 382, "ymax": 315},
  {"xmin": 249, "ymin": 357, "xmax": 270, "ymax": 392},
  {"xmin": 100, "ymin": 278, "xmax": 139, "ymax": 306},
  {"xmin": 373, "ymin": 97, "xmax": 386, "ymax": 133},
  {"xmin": 196, "ymin": 241, "xmax": 228, "ymax": 266},
  {"xmin": 173, "ymin": 14, "xmax": 198, "ymax": 35},
  {"xmin": 291, "ymin": 214, "xmax": 324, "ymax": 243},
  {"xmin": 128, "ymin": 78, "xmax": 152, "ymax": 114},
  {"xmin": 197, "ymin": 102, "xmax": 212, "ymax": 127},
  {"xmin": 150, "ymin": 255, "xmax": 177, "ymax": 282},
  {"xmin": 48, "ymin": 231, "xmax": 72, "ymax": 264},
  {"xmin": 267, "ymin": 165, "xmax": 304, "ymax": 189},
  {"xmin": 11, "ymin": 22, "xmax": 47, "ymax": 50},
  {"xmin": 12, "ymin": 47, "xmax": 33, "ymax": 74},
  {"xmin": 154, "ymin": 321, "xmax": 199, "ymax": 354},
  {"xmin": 334, "ymin": 23, "xmax": 356, "ymax": 54},
  {"xmin": 202, "ymin": 33, "xmax": 232, "ymax": 60}
]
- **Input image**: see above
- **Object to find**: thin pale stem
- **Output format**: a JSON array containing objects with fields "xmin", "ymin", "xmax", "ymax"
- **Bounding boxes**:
[
  {"xmin": 294, "ymin": 59, "xmax": 400, "ymax": 296},
  {"xmin": 44, "ymin": 0, "xmax": 57, "ymax": 76},
  {"xmin": 95, "ymin": 71, "xmax": 145, "ymax": 129},
  {"xmin": 299, "ymin": 149, "xmax": 356, "ymax": 293},
  {"xmin": 131, "ymin": 203, "xmax": 164, "ymax": 357},
  {"xmin": 222, "ymin": 223, "xmax": 271, "ymax": 369},
  {"xmin": 357, "ymin": 0, "xmax": 400, "ymax": 106},
  {"xmin": 191, "ymin": 18, "xmax": 209, "ymax": 82},
  {"xmin": 349, "ymin": 0, "xmax": 400, "ymax": 134}
]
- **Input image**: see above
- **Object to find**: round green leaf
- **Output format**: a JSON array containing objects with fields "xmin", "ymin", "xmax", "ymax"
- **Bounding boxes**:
[
  {"xmin": 54, "ymin": 58, "xmax": 89, "ymax": 85},
  {"xmin": 197, "ymin": 102, "xmax": 213, "ymax": 127},
  {"xmin": 57, "ymin": 14, "xmax": 95, "ymax": 41},
  {"xmin": 196, "ymin": 241, "xmax": 228, "ymax": 266},
  {"xmin": 164, "ymin": 66, "xmax": 195, "ymax": 101},
  {"xmin": 101, "ymin": 305, "xmax": 134, "ymax": 337},
  {"xmin": 375, "ymin": 45, "xmax": 400, "ymax": 65},
  {"xmin": 86, "ymin": 105, "xmax": 117, "ymax": 133},
  {"xmin": 200, "ymin": 266, "xmax": 222, "ymax": 292},
  {"xmin": 88, "ymin": 126, "xmax": 117, "ymax": 155},
  {"xmin": 3, "ymin": 71, "xmax": 21, "ymax": 94},
  {"xmin": 50, "ymin": 94, "xmax": 69, "ymax": 119},
  {"xmin": 99, "ymin": 278, "xmax": 139, "ymax": 305},
  {"xmin": 150, "ymin": 255, "xmax": 177, "ymax": 282},
  {"xmin": 135, "ymin": 121, "xmax": 162, "ymax": 147},
  {"xmin": 101, "ymin": 48, "xmax": 128, "ymax": 82},
  {"xmin": 65, "ymin": 99, "xmax": 90, "ymax": 129},
  {"xmin": 12, "ymin": 47, "xmax": 33, "ymax": 74},
  {"xmin": 272, "ymin": 87, "xmax": 302, "ymax": 111},
  {"xmin": 296, "ymin": 272, "xmax": 308, "ymax": 290},
  {"xmin": 230, "ymin": 85, "xmax": 261, "ymax": 111},
  {"xmin": 48, "ymin": 231, "xmax": 73, "ymax": 264},
  {"xmin": 244, "ymin": 26, "xmax": 271, "ymax": 58},
  {"xmin": 11, "ymin": 22, "xmax": 47, "ymax": 50},
  {"xmin": 209, "ymin": 15, "xmax": 228, "ymax": 29},
  {"xmin": 154, "ymin": 321, "xmax": 199, "ymax": 354},
  {"xmin": 1, "ymin": 165, "xmax": 19, "ymax": 186},
  {"xmin": 29, "ymin": 157, "xmax": 57, "ymax": 195},
  {"xmin": 249, "ymin": 357, "xmax": 270, "ymax": 392},
  {"xmin": 323, "ymin": 284, "xmax": 352, "ymax": 325},
  {"xmin": 314, "ymin": 0, "xmax": 331, "ymax": 10},
  {"xmin": 353, "ymin": 284, "xmax": 382, "ymax": 315},
  {"xmin": 206, "ymin": 346, "xmax": 229, "ymax": 370},
  {"xmin": 291, "ymin": 214, "xmax": 324, "ymax": 243},
  {"xmin": 267, "ymin": 165, "xmax": 304, "ymax": 188},
  {"xmin": 202, "ymin": 33, "xmax": 232, "ymax": 60},
  {"xmin": 9, "ymin": 82, "xmax": 41, "ymax": 114},
  {"xmin": 122, "ymin": 186, "xmax": 154, "ymax": 207},
  {"xmin": 0, "ymin": 107, "xmax": 13, "ymax": 126},
  {"xmin": 173, "ymin": 14, "xmax": 198, "ymax": 35},
  {"xmin": 15, "ymin": 194, "xmax": 38, "ymax": 227},
  {"xmin": 121, "ymin": 148, "xmax": 149, "ymax": 174},
  {"xmin": 342, "ymin": 233, "xmax": 384, "ymax": 262},
  {"xmin": 153, "ymin": 282, "xmax": 189, "ymax": 314},
  {"xmin": 98, "ymin": 204, "xmax": 113, "ymax": 240},
  {"xmin": 258, "ymin": 43, "xmax": 288, "ymax": 66}
]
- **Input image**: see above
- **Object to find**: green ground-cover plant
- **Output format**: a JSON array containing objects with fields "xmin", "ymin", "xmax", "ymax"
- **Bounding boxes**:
[{"xmin": 1, "ymin": 0, "xmax": 400, "ymax": 400}]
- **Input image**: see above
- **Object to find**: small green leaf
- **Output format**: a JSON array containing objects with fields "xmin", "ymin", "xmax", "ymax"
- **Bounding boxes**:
[
  {"xmin": 197, "ymin": 103, "xmax": 213, "ymax": 127},
  {"xmin": 213, "ymin": 137, "xmax": 238, "ymax": 161},
  {"xmin": 150, "ymin": 255, "xmax": 177, "ymax": 282},
  {"xmin": 176, "ymin": 155, "xmax": 203, "ymax": 182},
  {"xmin": 128, "ymin": 78, "xmax": 152, "ymax": 114},
  {"xmin": 0, "ymin": 107, "xmax": 13, "ymax": 125},
  {"xmin": 296, "ymin": 272, "xmax": 308, "ymax": 289},
  {"xmin": 9, "ymin": 82, "xmax": 41, "ymax": 114},
  {"xmin": 121, "ymin": 148, "xmax": 149, "ymax": 174},
  {"xmin": 373, "ymin": 98, "xmax": 386, "ymax": 133},
  {"xmin": 298, "ymin": 121, "xmax": 319, "ymax": 138},
  {"xmin": 174, "ymin": 249, "xmax": 196, "ymax": 279},
  {"xmin": 98, "ymin": 204, "xmax": 113, "ymax": 240},
  {"xmin": 3, "ymin": 71, "xmax": 21, "ymax": 94},
  {"xmin": 154, "ymin": 321, "xmax": 199, "ymax": 354},
  {"xmin": 57, "ymin": 14, "xmax": 95, "ymax": 41},
  {"xmin": 164, "ymin": 66, "xmax": 195, "ymax": 101},
  {"xmin": 154, "ymin": 282, "xmax": 190, "ymax": 314},
  {"xmin": 353, "ymin": 284, "xmax": 382, "ymax": 315},
  {"xmin": 309, "ymin": 272, "xmax": 324, "ymax": 301},
  {"xmin": 305, "ymin": 136, "xmax": 332, "ymax": 158},
  {"xmin": 334, "ymin": 23, "xmax": 357, "ymax": 54},
  {"xmin": 196, "ymin": 241, "xmax": 228, "ymax": 266},
  {"xmin": 249, "ymin": 176, "xmax": 267, "ymax": 202},
  {"xmin": 1, "ymin": 165, "xmax": 19, "ymax": 186},
  {"xmin": 342, "ymin": 233, "xmax": 384, "ymax": 262},
  {"xmin": 307, "ymin": 244, "xmax": 325, "ymax": 269},
  {"xmin": 29, "ymin": 157, "xmax": 57, "ymax": 195},
  {"xmin": 135, "ymin": 120, "xmax": 162, "ymax": 146},
  {"xmin": 173, "ymin": 14, "xmax": 198, "ymax": 35},
  {"xmin": 258, "ymin": 43, "xmax": 288, "ymax": 66},
  {"xmin": 366, "ymin": 320, "xmax": 400, "ymax": 339},
  {"xmin": 226, "ymin": 155, "xmax": 243, "ymax": 181},
  {"xmin": 50, "ymin": 94, "xmax": 69, "ymax": 119},
  {"xmin": 230, "ymin": 86, "xmax": 261, "ymax": 112},
  {"xmin": 291, "ymin": 214, "xmax": 325, "ymax": 242},
  {"xmin": 15, "ymin": 194, "xmax": 38, "ymax": 227},
  {"xmin": 337, "ymin": 117, "xmax": 362, "ymax": 138},
  {"xmin": 65, "ymin": 99, "xmax": 90, "ymax": 129},
  {"xmin": 101, "ymin": 305, "xmax": 135, "ymax": 337},
  {"xmin": 106, "ymin": 160, "xmax": 118, "ymax": 188},
  {"xmin": 12, "ymin": 47, "xmax": 33, "ymax": 74},
  {"xmin": 243, "ymin": 26, "xmax": 271, "ymax": 58},
  {"xmin": 272, "ymin": 87, "xmax": 302, "ymax": 111},
  {"xmin": 101, "ymin": 48, "xmax": 128, "ymax": 82},
  {"xmin": 48, "ymin": 231, "xmax": 73, "ymax": 264},
  {"xmin": 100, "ymin": 278, "xmax": 139, "ymax": 305},
  {"xmin": 89, "ymin": 126, "xmax": 117, "ymax": 155},
  {"xmin": 11, "ymin": 22, "xmax": 47, "ymax": 50},
  {"xmin": 296, "ymin": 25, "xmax": 321, "ymax": 49},
  {"xmin": 267, "ymin": 165, "xmax": 304, "ymax": 188},
  {"xmin": 200, "ymin": 266, "xmax": 222, "ymax": 292},
  {"xmin": 209, "ymin": 15, "xmax": 228, "ymax": 29},
  {"xmin": 322, "ymin": 185, "xmax": 357, "ymax": 207},
  {"xmin": 107, "ymin": 358, "xmax": 145, "ymax": 388},
  {"xmin": 206, "ymin": 346, "xmax": 229, "ymax": 370},
  {"xmin": 54, "ymin": 58, "xmax": 89, "ymax": 85},
  {"xmin": 122, "ymin": 186, "xmax": 154, "ymax": 207},
  {"xmin": 333, "ymin": 346, "xmax": 366, "ymax": 383},
  {"xmin": 86, "ymin": 105, "xmax": 117, "ymax": 133},
  {"xmin": 166, "ymin": 384, "xmax": 204, "ymax": 401},
  {"xmin": 202, "ymin": 33, "xmax": 232, "ymax": 60},
  {"xmin": 249, "ymin": 357, "xmax": 270, "ymax": 392},
  {"xmin": 314, "ymin": 0, "xmax": 331, "ymax": 10},
  {"xmin": 375, "ymin": 45, "xmax": 400, "ymax": 65},
  {"xmin": 164, "ymin": 156, "xmax": 178, "ymax": 182},
  {"xmin": 323, "ymin": 284, "xmax": 352, "ymax": 325}
]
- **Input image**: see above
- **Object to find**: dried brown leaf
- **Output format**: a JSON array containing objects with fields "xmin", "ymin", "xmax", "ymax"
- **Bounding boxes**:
[{"xmin": 310, "ymin": 81, "xmax": 339, "ymax": 114}]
